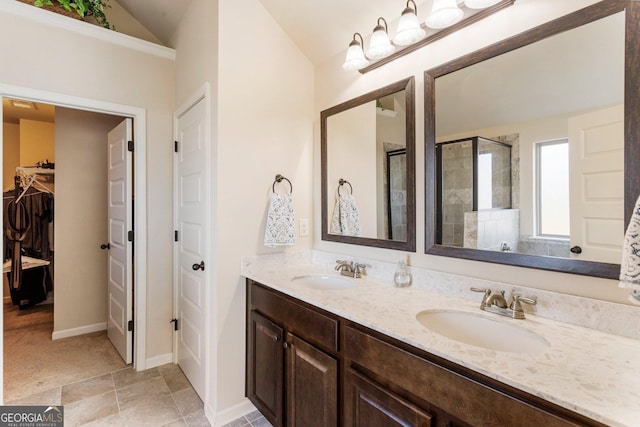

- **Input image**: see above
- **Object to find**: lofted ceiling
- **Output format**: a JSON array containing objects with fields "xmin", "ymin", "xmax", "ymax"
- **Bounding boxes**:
[
  {"xmin": 113, "ymin": 0, "xmax": 436, "ymax": 65},
  {"xmin": 115, "ymin": 0, "xmax": 192, "ymax": 45}
]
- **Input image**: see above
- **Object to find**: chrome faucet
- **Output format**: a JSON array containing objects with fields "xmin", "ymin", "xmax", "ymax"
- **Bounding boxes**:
[
  {"xmin": 471, "ymin": 287, "xmax": 536, "ymax": 319},
  {"xmin": 485, "ymin": 290, "xmax": 508, "ymax": 308},
  {"xmin": 335, "ymin": 260, "xmax": 366, "ymax": 278}
]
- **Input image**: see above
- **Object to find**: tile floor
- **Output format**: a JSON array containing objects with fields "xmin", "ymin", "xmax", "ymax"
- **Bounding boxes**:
[
  {"xmin": 221, "ymin": 411, "xmax": 272, "ymax": 427},
  {"xmin": 6, "ymin": 363, "xmax": 211, "ymax": 426},
  {"xmin": 3, "ymin": 299, "xmax": 271, "ymax": 426}
]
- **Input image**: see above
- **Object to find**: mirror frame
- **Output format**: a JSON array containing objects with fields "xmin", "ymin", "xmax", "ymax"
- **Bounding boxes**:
[
  {"xmin": 321, "ymin": 77, "xmax": 416, "ymax": 251},
  {"xmin": 424, "ymin": 0, "xmax": 640, "ymax": 279}
]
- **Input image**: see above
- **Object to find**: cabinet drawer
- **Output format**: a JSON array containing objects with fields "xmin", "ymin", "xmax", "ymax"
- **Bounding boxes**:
[
  {"xmin": 249, "ymin": 281, "xmax": 339, "ymax": 353},
  {"xmin": 344, "ymin": 325, "xmax": 600, "ymax": 427}
]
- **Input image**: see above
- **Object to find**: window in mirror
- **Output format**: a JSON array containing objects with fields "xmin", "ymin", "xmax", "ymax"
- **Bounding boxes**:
[{"xmin": 535, "ymin": 139, "xmax": 569, "ymax": 238}]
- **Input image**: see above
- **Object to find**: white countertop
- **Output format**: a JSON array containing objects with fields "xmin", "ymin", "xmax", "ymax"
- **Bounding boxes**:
[{"xmin": 242, "ymin": 254, "xmax": 640, "ymax": 427}]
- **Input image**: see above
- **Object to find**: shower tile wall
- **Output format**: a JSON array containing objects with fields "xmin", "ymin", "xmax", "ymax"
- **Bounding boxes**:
[
  {"xmin": 441, "ymin": 140, "xmax": 473, "ymax": 246},
  {"xmin": 389, "ymin": 159, "xmax": 407, "ymax": 241},
  {"xmin": 383, "ymin": 143, "xmax": 407, "ymax": 241},
  {"xmin": 518, "ymin": 236, "xmax": 570, "ymax": 257},
  {"xmin": 491, "ymin": 133, "xmax": 520, "ymax": 209}
]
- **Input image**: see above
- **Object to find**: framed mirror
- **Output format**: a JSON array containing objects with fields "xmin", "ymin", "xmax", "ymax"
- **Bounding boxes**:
[
  {"xmin": 322, "ymin": 77, "xmax": 416, "ymax": 251},
  {"xmin": 425, "ymin": 0, "xmax": 640, "ymax": 279}
]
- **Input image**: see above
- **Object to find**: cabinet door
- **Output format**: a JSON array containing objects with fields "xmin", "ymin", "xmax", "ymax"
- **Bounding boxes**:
[
  {"xmin": 248, "ymin": 311, "xmax": 285, "ymax": 427},
  {"xmin": 345, "ymin": 368, "xmax": 432, "ymax": 427},
  {"xmin": 285, "ymin": 332, "xmax": 338, "ymax": 427}
]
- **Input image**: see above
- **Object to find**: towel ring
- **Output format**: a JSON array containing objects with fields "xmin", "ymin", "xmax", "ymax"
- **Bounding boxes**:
[
  {"xmin": 273, "ymin": 174, "xmax": 293, "ymax": 194},
  {"xmin": 338, "ymin": 178, "xmax": 353, "ymax": 196}
]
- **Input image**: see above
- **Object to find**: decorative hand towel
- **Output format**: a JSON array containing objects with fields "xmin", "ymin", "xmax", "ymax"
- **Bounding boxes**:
[
  {"xmin": 330, "ymin": 193, "xmax": 361, "ymax": 237},
  {"xmin": 264, "ymin": 193, "xmax": 296, "ymax": 247},
  {"xmin": 619, "ymin": 195, "xmax": 640, "ymax": 305}
]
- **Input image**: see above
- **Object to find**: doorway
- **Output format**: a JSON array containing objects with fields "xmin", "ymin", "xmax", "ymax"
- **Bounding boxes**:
[
  {"xmin": 0, "ymin": 83, "xmax": 148, "ymax": 404},
  {"xmin": 173, "ymin": 86, "xmax": 211, "ymax": 401},
  {"xmin": 2, "ymin": 99, "xmax": 132, "ymax": 400}
]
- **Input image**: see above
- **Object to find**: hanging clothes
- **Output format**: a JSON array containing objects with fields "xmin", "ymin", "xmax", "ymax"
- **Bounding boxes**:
[
  {"xmin": 3, "ymin": 187, "xmax": 54, "ymax": 260},
  {"xmin": 5, "ymin": 197, "xmax": 30, "ymax": 292}
]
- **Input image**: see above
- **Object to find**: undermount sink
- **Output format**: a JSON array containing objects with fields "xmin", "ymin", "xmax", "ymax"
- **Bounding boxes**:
[
  {"xmin": 416, "ymin": 310, "xmax": 549, "ymax": 354},
  {"xmin": 291, "ymin": 274, "xmax": 355, "ymax": 290}
]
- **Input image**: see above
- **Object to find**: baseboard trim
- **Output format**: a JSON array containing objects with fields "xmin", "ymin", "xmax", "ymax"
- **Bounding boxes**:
[
  {"xmin": 213, "ymin": 398, "xmax": 258, "ymax": 427},
  {"xmin": 145, "ymin": 353, "xmax": 173, "ymax": 369},
  {"xmin": 51, "ymin": 322, "xmax": 106, "ymax": 340}
]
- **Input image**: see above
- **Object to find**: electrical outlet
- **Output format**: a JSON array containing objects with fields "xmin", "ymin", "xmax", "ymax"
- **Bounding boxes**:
[{"xmin": 299, "ymin": 218, "xmax": 310, "ymax": 237}]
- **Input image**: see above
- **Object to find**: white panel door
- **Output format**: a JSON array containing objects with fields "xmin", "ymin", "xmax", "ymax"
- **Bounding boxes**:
[
  {"xmin": 107, "ymin": 118, "xmax": 133, "ymax": 364},
  {"xmin": 175, "ymin": 98, "xmax": 208, "ymax": 399},
  {"xmin": 568, "ymin": 104, "xmax": 624, "ymax": 263}
]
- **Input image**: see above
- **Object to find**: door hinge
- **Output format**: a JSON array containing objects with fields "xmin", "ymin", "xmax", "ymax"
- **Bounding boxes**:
[
  {"xmin": 127, "ymin": 320, "xmax": 134, "ymax": 332},
  {"xmin": 174, "ymin": 230, "xmax": 179, "ymax": 242},
  {"xmin": 128, "ymin": 230, "xmax": 134, "ymax": 242},
  {"xmin": 174, "ymin": 140, "xmax": 179, "ymax": 153},
  {"xmin": 127, "ymin": 140, "xmax": 134, "ymax": 152},
  {"xmin": 170, "ymin": 318, "xmax": 179, "ymax": 331}
]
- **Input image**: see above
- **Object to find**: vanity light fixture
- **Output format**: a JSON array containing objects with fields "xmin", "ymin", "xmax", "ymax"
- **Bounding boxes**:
[
  {"xmin": 393, "ymin": 0, "xmax": 426, "ymax": 46},
  {"xmin": 426, "ymin": 0, "xmax": 464, "ymax": 29},
  {"xmin": 342, "ymin": 32, "xmax": 370, "ymax": 71},
  {"xmin": 465, "ymin": 0, "xmax": 502, "ymax": 9},
  {"xmin": 343, "ymin": 0, "xmax": 516, "ymax": 73},
  {"xmin": 366, "ymin": 17, "xmax": 396, "ymax": 59}
]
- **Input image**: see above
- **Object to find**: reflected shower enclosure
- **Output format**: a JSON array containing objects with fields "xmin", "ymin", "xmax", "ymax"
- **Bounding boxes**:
[{"xmin": 436, "ymin": 136, "xmax": 513, "ymax": 251}]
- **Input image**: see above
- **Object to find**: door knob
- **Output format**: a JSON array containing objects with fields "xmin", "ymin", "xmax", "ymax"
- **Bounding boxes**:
[
  {"xmin": 192, "ymin": 261, "xmax": 205, "ymax": 271},
  {"xmin": 100, "ymin": 243, "xmax": 110, "ymax": 250},
  {"xmin": 570, "ymin": 246, "xmax": 582, "ymax": 254}
]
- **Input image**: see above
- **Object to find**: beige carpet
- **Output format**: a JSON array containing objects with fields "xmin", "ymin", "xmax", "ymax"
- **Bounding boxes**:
[{"xmin": 4, "ymin": 299, "xmax": 127, "ymax": 402}]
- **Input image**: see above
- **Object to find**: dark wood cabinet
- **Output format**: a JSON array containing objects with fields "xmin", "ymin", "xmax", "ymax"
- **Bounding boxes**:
[
  {"xmin": 343, "ymin": 324, "xmax": 605, "ymax": 427},
  {"xmin": 286, "ymin": 332, "xmax": 338, "ymax": 427},
  {"xmin": 247, "ymin": 311, "xmax": 284, "ymax": 426},
  {"xmin": 345, "ymin": 368, "xmax": 432, "ymax": 427},
  {"xmin": 246, "ymin": 280, "xmax": 339, "ymax": 427},
  {"xmin": 246, "ymin": 279, "xmax": 605, "ymax": 427}
]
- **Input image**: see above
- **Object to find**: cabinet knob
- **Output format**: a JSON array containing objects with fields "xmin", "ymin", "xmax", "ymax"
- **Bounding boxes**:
[
  {"xmin": 283, "ymin": 342, "xmax": 289, "ymax": 349},
  {"xmin": 570, "ymin": 246, "xmax": 582, "ymax": 254},
  {"xmin": 273, "ymin": 335, "xmax": 280, "ymax": 342}
]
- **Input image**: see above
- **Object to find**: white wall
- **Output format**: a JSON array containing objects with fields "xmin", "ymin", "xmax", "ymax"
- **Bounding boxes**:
[
  {"xmin": 0, "ymin": 7, "xmax": 175, "ymax": 359},
  {"xmin": 54, "ymin": 107, "xmax": 122, "ymax": 333},
  {"xmin": 327, "ymin": 102, "xmax": 377, "ymax": 236},
  {"xmin": 172, "ymin": 0, "xmax": 314, "ymax": 419},
  {"xmin": 216, "ymin": 0, "xmax": 314, "ymax": 414},
  {"xmin": 313, "ymin": 0, "xmax": 631, "ymax": 303},
  {"xmin": 19, "ymin": 119, "xmax": 54, "ymax": 166}
]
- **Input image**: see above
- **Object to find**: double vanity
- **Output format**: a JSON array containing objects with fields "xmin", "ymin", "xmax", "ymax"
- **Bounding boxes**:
[
  {"xmin": 244, "ymin": 1, "xmax": 640, "ymax": 426},
  {"xmin": 243, "ymin": 252, "xmax": 640, "ymax": 427}
]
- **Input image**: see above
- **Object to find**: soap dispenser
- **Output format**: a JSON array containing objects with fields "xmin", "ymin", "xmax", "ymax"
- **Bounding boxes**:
[{"xmin": 393, "ymin": 259, "xmax": 412, "ymax": 288}]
